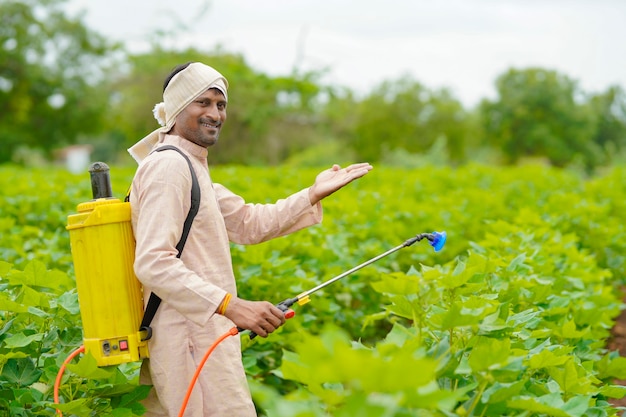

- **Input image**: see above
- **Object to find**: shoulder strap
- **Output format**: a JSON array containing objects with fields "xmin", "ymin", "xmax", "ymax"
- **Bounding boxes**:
[{"xmin": 138, "ymin": 145, "xmax": 201, "ymax": 341}]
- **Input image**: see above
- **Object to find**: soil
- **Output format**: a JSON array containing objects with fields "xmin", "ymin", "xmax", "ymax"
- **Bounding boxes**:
[{"xmin": 607, "ymin": 290, "xmax": 626, "ymax": 409}]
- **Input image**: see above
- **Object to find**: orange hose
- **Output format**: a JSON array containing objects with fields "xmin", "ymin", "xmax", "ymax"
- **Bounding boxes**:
[
  {"xmin": 177, "ymin": 326, "xmax": 240, "ymax": 417},
  {"xmin": 53, "ymin": 345, "xmax": 85, "ymax": 416},
  {"xmin": 52, "ymin": 327, "xmax": 239, "ymax": 417}
]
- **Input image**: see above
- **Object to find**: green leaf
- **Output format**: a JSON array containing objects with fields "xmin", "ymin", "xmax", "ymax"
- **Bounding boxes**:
[
  {"xmin": 0, "ymin": 292, "xmax": 28, "ymax": 313},
  {"xmin": 507, "ymin": 253, "xmax": 530, "ymax": 272},
  {"xmin": 459, "ymin": 295, "xmax": 497, "ymax": 317},
  {"xmin": 116, "ymin": 384, "xmax": 152, "ymax": 408},
  {"xmin": 441, "ymin": 259, "xmax": 471, "ymax": 289},
  {"xmin": 6, "ymin": 261, "xmax": 73, "ymax": 292},
  {"xmin": 476, "ymin": 307, "xmax": 510, "ymax": 334},
  {"xmin": 44, "ymin": 268, "xmax": 76, "ymax": 291},
  {"xmin": 599, "ymin": 384, "xmax": 626, "ymax": 399},
  {"xmin": 14, "ymin": 388, "xmax": 38, "ymax": 405},
  {"xmin": 1, "ymin": 358, "xmax": 42, "ymax": 387},
  {"xmin": 548, "ymin": 359, "xmax": 596, "ymax": 395},
  {"xmin": 528, "ymin": 349, "xmax": 570, "ymax": 370},
  {"xmin": 2, "ymin": 332, "xmax": 44, "ymax": 349},
  {"xmin": 0, "ymin": 352, "xmax": 28, "ymax": 370},
  {"xmin": 594, "ymin": 354, "xmax": 626, "ymax": 379},
  {"xmin": 561, "ymin": 395, "xmax": 592, "ymax": 417},
  {"xmin": 57, "ymin": 291, "xmax": 81, "ymax": 315},
  {"xmin": 23, "ymin": 261, "xmax": 49, "ymax": 287},
  {"xmin": 27, "ymin": 306, "xmax": 49, "ymax": 318},
  {"xmin": 405, "ymin": 382, "xmax": 471, "ymax": 411},
  {"xmin": 66, "ymin": 352, "xmax": 116, "ymax": 379},
  {"xmin": 381, "ymin": 323, "xmax": 413, "ymax": 347},
  {"xmin": 18, "ymin": 284, "xmax": 48, "ymax": 308},
  {"xmin": 440, "ymin": 303, "xmax": 485, "ymax": 329},
  {"xmin": 371, "ymin": 272, "xmax": 420, "ymax": 295},
  {"xmin": 555, "ymin": 319, "xmax": 586, "ymax": 339},
  {"xmin": 0, "ymin": 318, "xmax": 15, "ymax": 336},
  {"xmin": 482, "ymin": 380, "xmax": 526, "ymax": 404},
  {"xmin": 0, "ymin": 261, "xmax": 12, "ymax": 276},
  {"xmin": 385, "ymin": 295, "xmax": 420, "ymax": 320},
  {"xmin": 333, "ymin": 391, "xmax": 401, "ymax": 417},
  {"xmin": 107, "ymin": 408, "xmax": 134, "ymax": 417},
  {"xmin": 507, "ymin": 309, "xmax": 541, "ymax": 328},
  {"xmin": 51, "ymin": 398, "xmax": 93, "ymax": 416},
  {"xmin": 468, "ymin": 337, "xmax": 511, "ymax": 372},
  {"xmin": 507, "ymin": 394, "xmax": 570, "ymax": 417}
]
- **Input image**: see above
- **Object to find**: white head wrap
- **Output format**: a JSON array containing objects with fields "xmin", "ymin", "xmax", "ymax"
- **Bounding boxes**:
[{"xmin": 127, "ymin": 62, "xmax": 229, "ymax": 163}]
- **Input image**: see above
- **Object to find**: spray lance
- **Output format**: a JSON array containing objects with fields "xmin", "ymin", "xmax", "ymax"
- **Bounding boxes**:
[{"xmin": 240, "ymin": 231, "xmax": 447, "ymax": 339}]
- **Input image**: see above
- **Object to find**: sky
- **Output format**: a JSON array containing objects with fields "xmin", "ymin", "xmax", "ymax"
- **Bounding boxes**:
[{"xmin": 64, "ymin": 0, "xmax": 626, "ymax": 107}]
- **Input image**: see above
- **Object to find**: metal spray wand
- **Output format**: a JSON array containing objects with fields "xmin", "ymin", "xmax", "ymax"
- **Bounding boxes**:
[{"xmin": 240, "ymin": 231, "xmax": 447, "ymax": 339}]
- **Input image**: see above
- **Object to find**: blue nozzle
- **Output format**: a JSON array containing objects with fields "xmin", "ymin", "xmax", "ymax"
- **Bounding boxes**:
[{"xmin": 430, "ymin": 231, "xmax": 446, "ymax": 252}]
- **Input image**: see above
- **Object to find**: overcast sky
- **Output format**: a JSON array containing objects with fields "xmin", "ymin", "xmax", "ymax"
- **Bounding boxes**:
[{"xmin": 65, "ymin": 0, "xmax": 626, "ymax": 107}]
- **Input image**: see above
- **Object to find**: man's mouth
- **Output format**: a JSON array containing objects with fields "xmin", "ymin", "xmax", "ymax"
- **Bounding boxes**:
[{"xmin": 201, "ymin": 122, "xmax": 220, "ymax": 129}]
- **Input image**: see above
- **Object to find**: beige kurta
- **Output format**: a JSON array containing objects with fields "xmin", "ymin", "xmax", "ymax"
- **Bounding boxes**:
[{"xmin": 130, "ymin": 135, "xmax": 322, "ymax": 416}]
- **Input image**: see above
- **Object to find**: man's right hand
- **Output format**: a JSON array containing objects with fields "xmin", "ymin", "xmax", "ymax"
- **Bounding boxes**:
[{"xmin": 222, "ymin": 297, "xmax": 286, "ymax": 338}]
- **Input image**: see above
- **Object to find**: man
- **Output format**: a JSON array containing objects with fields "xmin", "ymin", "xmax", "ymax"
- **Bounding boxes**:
[{"xmin": 127, "ymin": 62, "xmax": 372, "ymax": 416}]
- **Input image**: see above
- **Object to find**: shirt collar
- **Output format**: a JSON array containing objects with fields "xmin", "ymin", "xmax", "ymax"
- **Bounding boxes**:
[{"xmin": 162, "ymin": 134, "xmax": 209, "ymax": 162}]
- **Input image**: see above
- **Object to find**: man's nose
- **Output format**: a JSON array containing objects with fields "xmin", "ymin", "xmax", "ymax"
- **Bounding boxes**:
[{"xmin": 205, "ymin": 104, "xmax": 220, "ymax": 121}]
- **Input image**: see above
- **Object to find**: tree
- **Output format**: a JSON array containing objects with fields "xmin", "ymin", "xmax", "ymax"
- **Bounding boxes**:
[
  {"xmin": 587, "ymin": 85, "xmax": 626, "ymax": 161},
  {"xmin": 326, "ymin": 76, "xmax": 470, "ymax": 164},
  {"xmin": 0, "ymin": 0, "xmax": 116, "ymax": 163},
  {"xmin": 480, "ymin": 68, "xmax": 598, "ymax": 168}
]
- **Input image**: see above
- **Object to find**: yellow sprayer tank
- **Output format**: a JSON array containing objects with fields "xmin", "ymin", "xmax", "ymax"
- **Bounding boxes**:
[{"xmin": 66, "ymin": 162, "xmax": 148, "ymax": 367}]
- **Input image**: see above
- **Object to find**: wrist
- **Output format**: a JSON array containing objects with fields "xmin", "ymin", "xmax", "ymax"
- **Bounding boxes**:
[
  {"xmin": 308, "ymin": 186, "xmax": 321, "ymax": 206},
  {"xmin": 217, "ymin": 293, "xmax": 232, "ymax": 315}
]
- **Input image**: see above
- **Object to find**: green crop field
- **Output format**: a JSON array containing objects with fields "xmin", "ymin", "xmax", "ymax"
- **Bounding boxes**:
[{"xmin": 2, "ymin": 163, "xmax": 626, "ymax": 416}]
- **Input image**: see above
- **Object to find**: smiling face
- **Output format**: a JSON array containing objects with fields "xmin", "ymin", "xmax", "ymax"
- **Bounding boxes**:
[{"xmin": 170, "ymin": 88, "xmax": 227, "ymax": 148}]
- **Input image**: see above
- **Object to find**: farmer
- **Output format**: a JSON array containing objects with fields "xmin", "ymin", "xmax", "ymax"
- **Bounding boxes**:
[{"xmin": 127, "ymin": 62, "xmax": 372, "ymax": 416}]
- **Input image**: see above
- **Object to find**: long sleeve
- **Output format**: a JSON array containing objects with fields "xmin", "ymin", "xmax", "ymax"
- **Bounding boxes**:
[{"xmin": 214, "ymin": 183, "xmax": 323, "ymax": 245}]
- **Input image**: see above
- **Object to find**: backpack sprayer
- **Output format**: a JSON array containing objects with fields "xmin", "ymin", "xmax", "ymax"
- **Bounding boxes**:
[
  {"xmin": 65, "ymin": 162, "xmax": 149, "ymax": 367},
  {"xmin": 63, "ymin": 147, "xmax": 197, "ymax": 370},
  {"xmin": 55, "ymin": 160, "xmax": 447, "ymax": 416},
  {"xmin": 55, "ymin": 162, "xmax": 145, "ymax": 415}
]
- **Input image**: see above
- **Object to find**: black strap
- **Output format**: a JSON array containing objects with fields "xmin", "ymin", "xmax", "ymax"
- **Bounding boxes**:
[{"xmin": 136, "ymin": 145, "xmax": 201, "ymax": 341}]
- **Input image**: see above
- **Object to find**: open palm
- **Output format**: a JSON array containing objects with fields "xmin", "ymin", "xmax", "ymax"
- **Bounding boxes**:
[{"xmin": 309, "ymin": 163, "xmax": 373, "ymax": 205}]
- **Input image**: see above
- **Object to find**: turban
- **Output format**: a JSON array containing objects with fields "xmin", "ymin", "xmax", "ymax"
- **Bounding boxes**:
[{"xmin": 127, "ymin": 63, "xmax": 229, "ymax": 163}]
